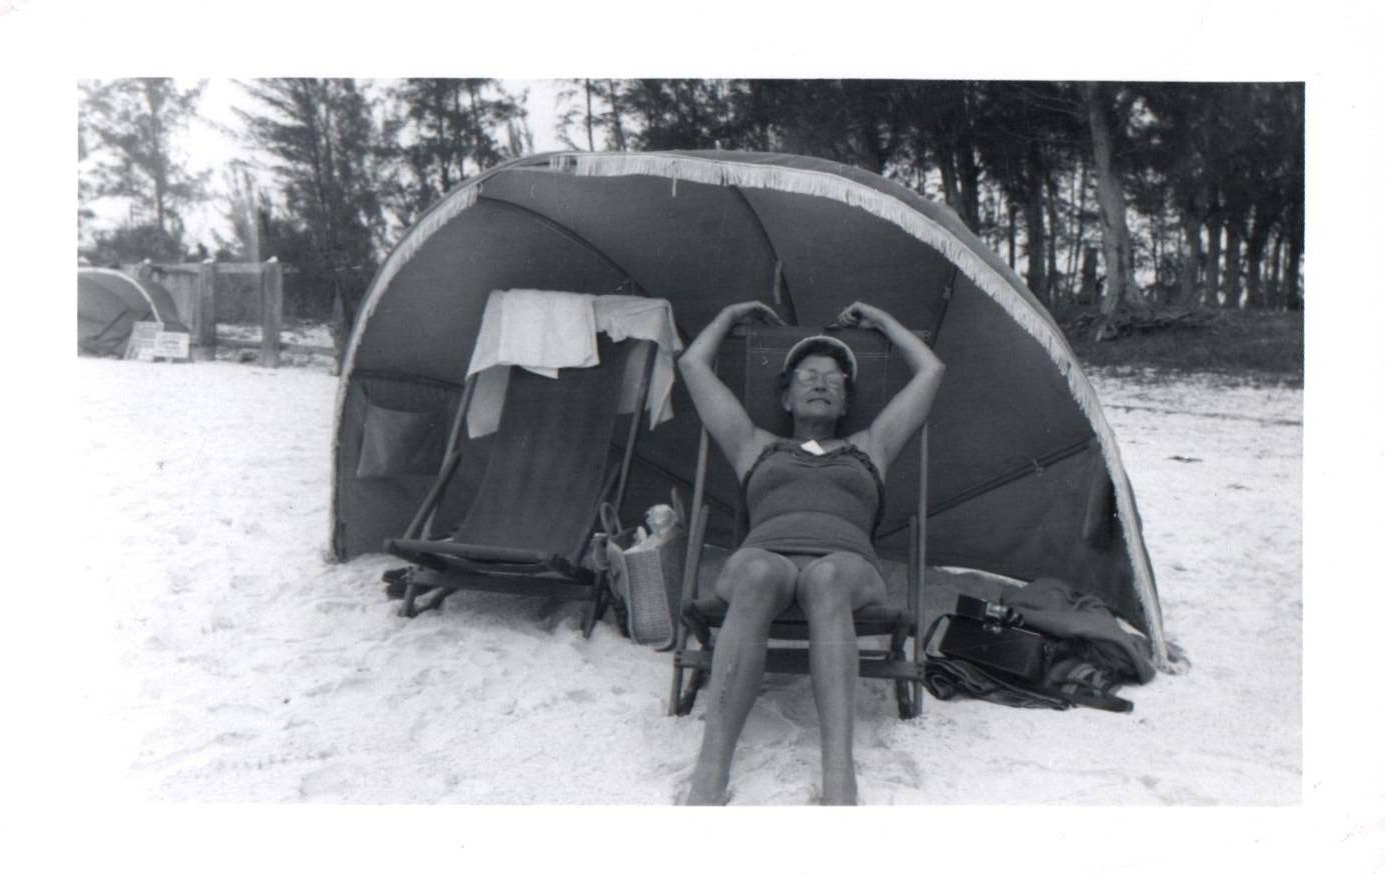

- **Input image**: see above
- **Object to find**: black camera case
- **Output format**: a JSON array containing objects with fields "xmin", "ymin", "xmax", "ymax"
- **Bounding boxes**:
[{"xmin": 934, "ymin": 594, "xmax": 1051, "ymax": 682}]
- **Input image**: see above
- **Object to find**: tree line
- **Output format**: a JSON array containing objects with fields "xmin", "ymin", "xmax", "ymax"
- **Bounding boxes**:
[{"xmin": 78, "ymin": 78, "xmax": 1303, "ymax": 348}]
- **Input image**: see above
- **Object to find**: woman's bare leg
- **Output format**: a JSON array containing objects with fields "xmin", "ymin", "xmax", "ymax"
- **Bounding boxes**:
[
  {"xmin": 683, "ymin": 548, "xmax": 797, "ymax": 805},
  {"xmin": 795, "ymin": 553, "xmax": 887, "ymax": 805}
]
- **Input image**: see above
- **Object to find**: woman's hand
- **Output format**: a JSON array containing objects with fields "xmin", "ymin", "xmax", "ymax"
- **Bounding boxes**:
[
  {"xmin": 843, "ymin": 299, "xmax": 945, "ymax": 472},
  {"xmin": 721, "ymin": 300, "xmax": 785, "ymax": 327},
  {"xmin": 682, "ymin": 301, "xmax": 784, "ymax": 372},
  {"xmin": 835, "ymin": 301, "xmax": 895, "ymax": 332}
]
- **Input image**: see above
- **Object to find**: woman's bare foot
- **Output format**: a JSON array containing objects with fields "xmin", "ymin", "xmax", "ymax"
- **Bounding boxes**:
[
  {"xmin": 820, "ymin": 771, "xmax": 859, "ymax": 806},
  {"xmin": 682, "ymin": 771, "xmax": 732, "ymax": 805}
]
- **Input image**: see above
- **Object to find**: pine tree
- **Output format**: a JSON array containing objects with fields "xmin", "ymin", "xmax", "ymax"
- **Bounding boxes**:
[
  {"xmin": 78, "ymin": 78, "xmax": 209, "ymax": 252},
  {"xmin": 235, "ymin": 78, "xmax": 387, "ymax": 356},
  {"xmin": 382, "ymin": 78, "xmax": 526, "ymax": 225},
  {"xmin": 1079, "ymin": 83, "xmax": 1145, "ymax": 340}
]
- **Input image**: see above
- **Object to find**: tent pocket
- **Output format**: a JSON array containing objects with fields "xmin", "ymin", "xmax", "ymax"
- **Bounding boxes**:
[{"xmin": 355, "ymin": 399, "xmax": 446, "ymax": 479}]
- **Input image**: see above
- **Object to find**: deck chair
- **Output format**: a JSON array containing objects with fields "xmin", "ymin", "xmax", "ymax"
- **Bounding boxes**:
[
  {"xmin": 384, "ymin": 332, "xmax": 656, "ymax": 635},
  {"xmin": 668, "ymin": 326, "xmax": 931, "ymax": 719}
]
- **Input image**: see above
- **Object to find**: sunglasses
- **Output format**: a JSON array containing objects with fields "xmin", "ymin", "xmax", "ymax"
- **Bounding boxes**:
[{"xmin": 791, "ymin": 368, "xmax": 847, "ymax": 388}]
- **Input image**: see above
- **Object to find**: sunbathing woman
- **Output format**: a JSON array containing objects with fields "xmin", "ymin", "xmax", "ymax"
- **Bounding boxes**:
[{"xmin": 677, "ymin": 300, "xmax": 945, "ymax": 805}]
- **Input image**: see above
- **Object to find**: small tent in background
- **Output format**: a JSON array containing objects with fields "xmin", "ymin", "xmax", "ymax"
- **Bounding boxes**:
[
  {"xmin": 78, "ymin": 267, "xmax": 189, "ymax": 357},
  {"xmin": 329, "ymin": 151, "xmax": 1176, "ymax": 670}
]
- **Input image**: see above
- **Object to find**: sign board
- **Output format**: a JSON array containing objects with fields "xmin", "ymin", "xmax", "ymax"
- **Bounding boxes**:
[
  {"xmin": 125, "ymin": 322, "xmax": 161, "ymax": 361},
  {"xmin": 124, "ymin": 323, "xmax": 191, "ymax": 361},
  {"xmin": 152, "ymin": 330, "xmax": 191, "ymax": 360}
]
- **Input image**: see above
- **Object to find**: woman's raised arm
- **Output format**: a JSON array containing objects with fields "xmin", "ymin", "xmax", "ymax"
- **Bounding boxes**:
[
  {"xmin": 835, "ymin": 301, "xmax": 945, "ymax": 471},
  {"xmin": 678, "ymin": 301, "xmax": 784, "ymax": 477}
]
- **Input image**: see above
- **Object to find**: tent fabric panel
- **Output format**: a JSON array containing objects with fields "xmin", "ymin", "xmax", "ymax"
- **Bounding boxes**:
[
  {"xmin": 737, "ymin": 186, "xmax": 953, "ymax": 332},
  {"xmin": 79, "ymin": 268, "xmax": 189, "ymax": 331},
  {"xmin": 670, "ymin": 150, "xmax": 1069, "ymax": 340},
  {"xmin": 351, "ymin": 201, "xmax": 633, "ymax": 382},
  {"xmin": 925, "ymin": 446, "xmax": 1145, "ymax": 629},
  {"xmin": 80, "ymin": 270, "xmax": 152, "ymax": 321},
  {"xmin": 924, "ymin": 277, "xmax": 1095, "ymax": 508},
  {"xmin": 78, "ymin": 269, "xmax": 189, "ymax": 342},
  {"xmin": 480, "ymin": 168, "xmax": 780, "ymax": 333},
  {"xmin": 78, "ymin": 310, "xmax": 139, "ymax": 356},
  {"xmin": 81, "ymin": 270, "xmax": 153, "ymax": 313},
  {"xmin": 78, "ymin": 277, "xmax": 142, "ymax": 356},
  {"xmin": 569, "ymin": 152, "xmax": 1082, "ymax": 388},
  {"xmin": 140, "ymin": 279, "xmax": 189, "ymax": 332}
]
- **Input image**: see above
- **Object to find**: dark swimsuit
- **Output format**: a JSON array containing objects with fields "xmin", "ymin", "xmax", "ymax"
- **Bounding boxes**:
[{"xmin": 739, "ymin": 440, "xmax": 886, "ymax": 572}]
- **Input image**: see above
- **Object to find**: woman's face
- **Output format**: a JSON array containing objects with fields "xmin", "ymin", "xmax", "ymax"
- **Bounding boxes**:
[{"xmin": 782, "ymin": 353, "xmax": 848, "ymax": 423}]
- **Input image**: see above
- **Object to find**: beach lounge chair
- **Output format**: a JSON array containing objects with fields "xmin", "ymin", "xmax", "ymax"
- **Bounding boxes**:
[
  {"xmin": 668, "ymin": 326, "xmax": 931, "ymax": 719},
  {"xmin": 384, "ymin": 330, "xmax": 657, "ymax": 635}
]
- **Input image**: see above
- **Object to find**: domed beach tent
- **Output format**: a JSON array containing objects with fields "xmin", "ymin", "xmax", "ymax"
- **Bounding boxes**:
[
  {"xmin": 78, "ymin": 267, "xmax": 188, "ymax": 357},
  {"xmin": 332, "ymin": 151, "xmax": 1173, "ymax": 670}
]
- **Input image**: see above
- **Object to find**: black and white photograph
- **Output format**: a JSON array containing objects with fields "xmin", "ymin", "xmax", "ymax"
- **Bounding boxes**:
[{"xmin": 4, "ymin": 2, "xmax": 1383, "ymax": 871}]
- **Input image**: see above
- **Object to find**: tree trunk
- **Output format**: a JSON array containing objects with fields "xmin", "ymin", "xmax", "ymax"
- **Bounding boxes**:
[
  {"xmin": 938, "ymin": 150, "xmax": 961, "ymax": 222},
  {"xmin": 959, "ymin": 144, "xmax": 981, "ymax": 232},
  {"xmin": 584, "ymin": 79, "xmax": 596, "ymax": 151},
  {"xmin": 606, "ymin": 79, "xmax": 627, "ymax": 150},
  {"xmin": 1269, "ymin": 232, "xmax": 1285, "ymax": 309},
  {"xmin": 1082, "ymin": 85, "xmax": 1141, "ymax": 341},
  {"xmin": 1246, "ymin": 247, "xmax": 1263, "ymax": 308},
  {"xmin": 143, "ymin": 80, "xmax": 170, "ymax": 235},
  {"xmin": 1006, "ymin": 201, "xmax": 1017, "ymax": 270},
  {"xmin": 439, "ymin": 86, "xmax": 454, "ymax": 191},
  {"xmin": 1284, "ymin": 85, "xmax": 1304, "ymax": 312},
  {"xmin": 1045, "ymin": 172, "xmax": 1061, "ymax": 308},
  {"xmin": 1176, "ymin": 211, "xmax": 1203, "ymax": 309},
  {"xmin": 1064, "ymin": 157, "xmax": 1089, "ymax": 302},
  {"xmin": 1024, "ymin": 181, "xmax": 1047, "ymax": 304},
  {"xmin": 465, "ymin": 82, "xmax": 486, "ymax": 170},
  {"xmin": 1245, "ymin": 219, "xmax": 1271, "ymax": 309},
  {"xmin": 1080, "ymin": 246, "xmax": 1099, "ymax": 304},
  {"xmin": 1222, "ymin": 222, "xmax": 1244, "ymax": 308},
  {"xmin": 1150, "ymin": 209, "xmax": 1164, "ymax": 301},
  {"xmin": 1205, "ymin": 217, "xmax": 1222, "ymax": 307},
  {"xmin": 1285, "ymin": 228, "xmax": 1303, "ymax": 310},
  {"xmin": 1283, "ymin": 190, "xmax": 1304, "ymax": 311}
]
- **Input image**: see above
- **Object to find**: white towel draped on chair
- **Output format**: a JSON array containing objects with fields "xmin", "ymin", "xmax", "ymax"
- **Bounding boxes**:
[{"xmin": 465, "ymin": 289, "xmax": 683, "ymax": 438}]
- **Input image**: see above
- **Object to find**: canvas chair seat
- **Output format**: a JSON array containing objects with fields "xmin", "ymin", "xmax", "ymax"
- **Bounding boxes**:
[{"xmin": 669, "ymin": 327, "xmax": 932, "ymax": 719}]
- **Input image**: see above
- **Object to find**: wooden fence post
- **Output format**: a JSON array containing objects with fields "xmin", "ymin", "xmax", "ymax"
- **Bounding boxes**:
[
  {"xmin": 261, "ymin": 257, "xmax": 282, "ymax": 368},
  {"xmin": 194, "ymin": 259, "xmax": 217, "ymax": 361}
]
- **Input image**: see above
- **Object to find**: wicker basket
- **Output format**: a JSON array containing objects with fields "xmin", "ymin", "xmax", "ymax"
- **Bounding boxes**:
[{"xmin": 595, "ymin": 498, "xmax": 686, "ymax": 649}]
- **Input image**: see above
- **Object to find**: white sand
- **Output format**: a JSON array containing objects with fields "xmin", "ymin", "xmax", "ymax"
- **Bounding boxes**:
[
  {"xmin": 68, "ymin": 356, "xmax": 1306, "ymax": 807},
  {"xmin": 29, "ymin": 349, "xmax": 1384, "ymax": 872}
]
